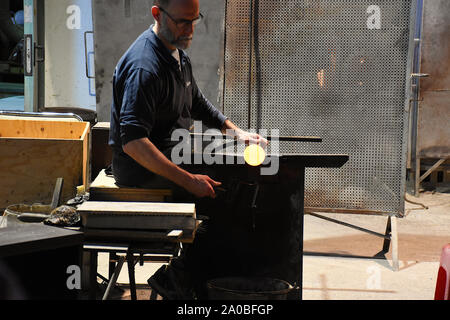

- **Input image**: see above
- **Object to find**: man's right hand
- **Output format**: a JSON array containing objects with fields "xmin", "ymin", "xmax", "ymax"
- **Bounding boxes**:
[{"xmin": 187, "ymin": 174, "xmax": 222, "ymax": 199}]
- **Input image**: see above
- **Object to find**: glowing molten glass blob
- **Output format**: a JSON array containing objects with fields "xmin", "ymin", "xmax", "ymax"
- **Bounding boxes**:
[{"xmin": 244, "ymin": 144, "xmax": 266, "ymax": 167}]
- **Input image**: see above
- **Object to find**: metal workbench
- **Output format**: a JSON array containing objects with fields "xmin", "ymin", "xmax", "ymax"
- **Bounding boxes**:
[{"xmin": 183, "ymin": 152, "xmax": 349, "ymax": 300}]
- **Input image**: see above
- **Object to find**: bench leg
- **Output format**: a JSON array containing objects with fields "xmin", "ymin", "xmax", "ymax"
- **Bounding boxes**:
[
  {"xmin": 150, "ymin": 289, "xmax": 159, "ymax": 300},
  {"xmin": 89, "ymin": 251, "xmax": 98, "ymax": 300},
  {"xmin": 127, "ymin": 252, "xmax": 137, "ymax": 300},
  {"xmin": 382, "ymin": 216, "xmax": 392, "ymax": 253},
  {"xmin": 102, "ymin": 256, "xmax": 125, "ymax": 300},
  {"xmin": 109, "ymin": 252, "xmax": 117, "ymax": 279}
]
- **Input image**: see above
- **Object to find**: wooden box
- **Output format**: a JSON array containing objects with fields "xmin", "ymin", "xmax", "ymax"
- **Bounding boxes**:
[{"xmin": 0, "ymin": 118, "xmax": 90, "ymax": 210}]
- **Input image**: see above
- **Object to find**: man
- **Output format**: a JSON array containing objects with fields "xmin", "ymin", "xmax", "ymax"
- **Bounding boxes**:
[
  {"xmin": 109, "ymin": 0, "xmax": 267, "ymax": 299},
  {"xmin": 110, "ymin": 0, "xmax": 266, "ymax": 196}
]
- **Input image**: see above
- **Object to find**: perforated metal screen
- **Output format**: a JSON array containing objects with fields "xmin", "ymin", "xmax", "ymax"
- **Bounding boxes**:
[{"xmin": 221, "ymin": 0, "xmax": 416, "ymax": 215}]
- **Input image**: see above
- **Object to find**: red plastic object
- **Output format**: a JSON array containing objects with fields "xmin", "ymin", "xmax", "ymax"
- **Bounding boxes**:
[{"xmin": 435, "ymin": 244, "xmax": 450, "ymax": 300}]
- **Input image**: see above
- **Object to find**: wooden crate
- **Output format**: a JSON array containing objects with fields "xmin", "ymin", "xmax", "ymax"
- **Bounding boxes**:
[{"xmin": 0, "ymin": 118, "xmax": 90, "ymax": 210}]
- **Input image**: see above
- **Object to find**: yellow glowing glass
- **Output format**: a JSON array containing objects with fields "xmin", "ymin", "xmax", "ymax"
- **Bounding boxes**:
[{"xmin": 244, "ymin": 144, "xmax": 266, "ymax": 167}]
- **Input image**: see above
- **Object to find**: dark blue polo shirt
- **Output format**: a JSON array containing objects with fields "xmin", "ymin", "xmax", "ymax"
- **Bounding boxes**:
[{"xmin": 109, "ymin": 26, "xmax": 228, "ymax": 186}]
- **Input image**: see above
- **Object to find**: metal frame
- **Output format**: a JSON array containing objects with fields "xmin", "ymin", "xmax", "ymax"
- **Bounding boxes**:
[
  {"xmin": 221, "ymin": 0, "xmax": 418, "ymax": 218},
  {"xmin": 305, "ymin": 211, "xmax": 399, "ymax": 271},
  {"xmin": 408, "ymin": 0, "xmax": 425, "ymax": 196},
  {"xmin": 83, "ymin": 242, "xmax": 180, "ymax": 300},
  {"xmin": 409, "ymin": 0, "xmax": 450, "ymax": 195},
  {"xmin": 407, "ymin": 0, "xmax": 423, "ymax": 197},
  {"xmin": 0, "ymin": 110, "xmax": 83, "ymax": 122},
  {"xmin": 220, "ymin": 1, "xmax": 420, "ymax": 271}
]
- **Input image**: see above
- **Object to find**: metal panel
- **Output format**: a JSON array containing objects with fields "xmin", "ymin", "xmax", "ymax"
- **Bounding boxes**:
[
  {"xmin": 417, "ymin": 0, "xmax": 450, "ymax": 158},
  {"xmin": 222, "ymin": 0, "xmax": 417, "ymax": 215}
]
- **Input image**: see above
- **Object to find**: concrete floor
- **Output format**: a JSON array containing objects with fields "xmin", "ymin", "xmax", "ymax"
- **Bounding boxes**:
[{"xmin": 96, "ymin": 190, "xmax": 450, "ymax": 300}]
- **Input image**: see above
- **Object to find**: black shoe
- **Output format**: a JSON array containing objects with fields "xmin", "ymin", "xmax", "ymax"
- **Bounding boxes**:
[{"xmin": 147, "ymin": 264, "xmax": 195, "ymax": 300}]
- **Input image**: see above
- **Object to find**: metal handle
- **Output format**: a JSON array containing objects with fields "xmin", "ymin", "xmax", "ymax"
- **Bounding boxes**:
[
  {"xmin": 34, "ymin": 44, "xmax": 45, "ymax": 63},
  {"xmin": 84, "ymin": 31, "xmax": 95, "ymax": 79},
  {"xmin": 0, "ymin": 111, "xmax": 83, "ymax": 122},
  {"xmin": 411, "ymin": 73, "xmax": 430, "ymax": 78}
]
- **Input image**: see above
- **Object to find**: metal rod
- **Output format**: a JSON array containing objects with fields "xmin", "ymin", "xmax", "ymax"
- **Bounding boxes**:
[
  {"xmin": 109, "ymin": 256, "xmax": 172, "ymax": 263},
  {"xmin": 222, "ymin": 0, "xmax": 228, "ymax": 114},
  {"xmin": 97, "ymin": 272, "xmax": 109, "ymax": 284},
  {"xmin": 189, "ymin": 133, "xmax": 322, "ymax": 142},
  {"xmin": 307, "ymin": 212, "xmax": 391, "ymax": 240},
  {"xmin": 247, "ymin": 0, "xmax": 254, "ymax": 129},
  {"xmin": 253, "ymin": 0, "xmax": 262, "ymax": 131},
  {"xmin": 102, "ymin": 256, "xmax": 125, "ymax": 300},
  {"xmin": 0, "ymin": 111, "xmax": 83, "ymax": 122},
  {"xmin": 127, "ymin": 252, "xmax": 137, "ymax": 301},
  {"xmin": 304, "ymin": 207, "xmax": 394, "ymax": 216},
  {"xmin": 411, "ymin": 0, "xmax": 425, "ymax": 197}
]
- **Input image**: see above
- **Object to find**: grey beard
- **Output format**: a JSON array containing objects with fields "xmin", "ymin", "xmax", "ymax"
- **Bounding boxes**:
[{"xmin": 159, "ymin": 24, "xmax": 192, "ymax": 50}]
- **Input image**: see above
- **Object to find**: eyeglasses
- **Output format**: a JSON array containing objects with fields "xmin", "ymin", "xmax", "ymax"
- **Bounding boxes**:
[{"xmin": 158, "ymin": 7, "xmax": 203, "ymax": 28}]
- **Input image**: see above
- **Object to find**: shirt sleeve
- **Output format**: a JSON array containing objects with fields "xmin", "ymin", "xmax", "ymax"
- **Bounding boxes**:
[
  {"xmin": 191, "ymin": 76, "xmax": 228, "ymax": 130},
  {"xmin": 119, "ymin": 68, "xmax": 158, "ymax": 146}
]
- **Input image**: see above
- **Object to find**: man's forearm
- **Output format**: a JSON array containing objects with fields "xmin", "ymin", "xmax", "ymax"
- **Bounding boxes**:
[
  {"xmin": 221, "ymin": 119, "xmax": 239, "ymax": 135},
  {"xmin": 122, "ymin": 138, "xmax": 193, "ymax": 186}
]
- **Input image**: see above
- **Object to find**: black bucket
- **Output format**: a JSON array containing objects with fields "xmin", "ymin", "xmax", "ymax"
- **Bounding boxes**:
[{"xmin": 207, "ymin": 277, "xmax": 294, "ymax": 300}]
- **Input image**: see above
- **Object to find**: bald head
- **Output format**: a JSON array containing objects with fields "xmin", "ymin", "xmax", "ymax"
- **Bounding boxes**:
[
  {"xmin": 154, "ymin": 0, "xmax": 200, "ymax": 10},
  {"xmin": 153, "ymin": 0, "xmax": 170, "ymax": 7},
  {"xmin": 152, "ymin": 0, "xmax": 200, "ymax": 50}
]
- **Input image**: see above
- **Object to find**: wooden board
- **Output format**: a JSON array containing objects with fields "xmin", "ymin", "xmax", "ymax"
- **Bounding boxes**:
[
  {"xmin": 77, "ymin": 201, "xmax": 196, "ymax": 217},
  {"xmin": 0, "ymin": 139, "xmax": 84, "ymax": 210},
  {"xmin": 89, "ymin": 169, "xmax": 172, "ymax": 202},
  {"xmin": 0, "ymin": 118, "xmax": 89, "ymax": 140},
  {"xmin": 78, "ymin": 201, "xmax": 197, "ymax": 234}
]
